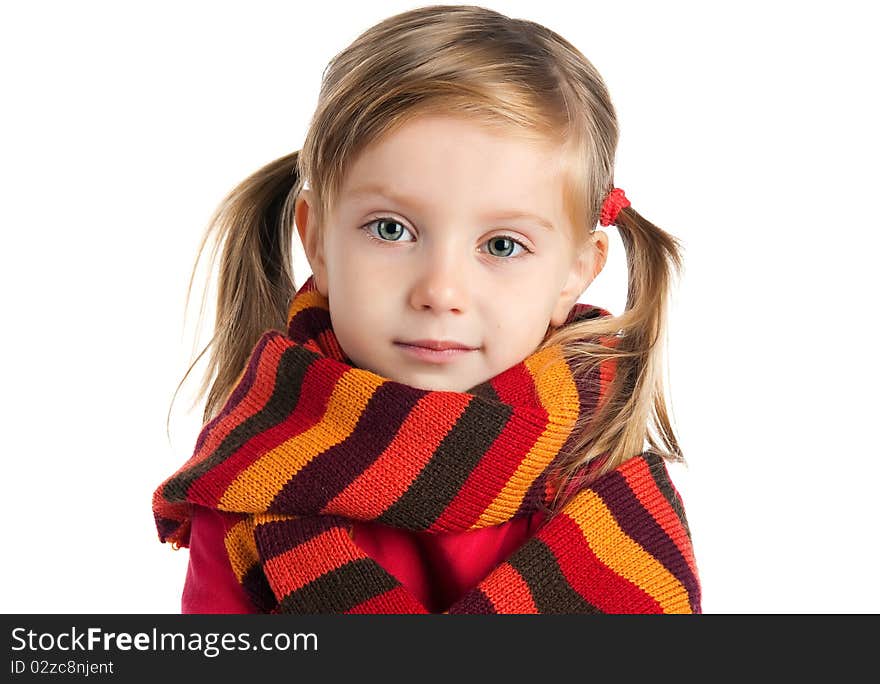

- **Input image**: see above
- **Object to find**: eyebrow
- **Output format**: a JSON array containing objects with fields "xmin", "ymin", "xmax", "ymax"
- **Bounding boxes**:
[{"xmin": 347, "ymin": 184, "xmax": 555, "ymax": 231}]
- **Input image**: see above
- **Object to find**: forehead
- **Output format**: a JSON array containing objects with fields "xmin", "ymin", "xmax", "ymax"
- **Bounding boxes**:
[{"xmin": 340, "ymin": 115, "xmax": 569, "ymax": 215}]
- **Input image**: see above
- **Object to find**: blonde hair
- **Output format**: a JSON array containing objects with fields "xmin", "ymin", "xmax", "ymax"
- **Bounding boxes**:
[{"xmin": 168, "ymin": 4, "xmax": 686, "ymax": 510}]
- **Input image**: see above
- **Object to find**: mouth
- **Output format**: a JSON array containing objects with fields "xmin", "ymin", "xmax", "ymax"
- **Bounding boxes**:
[
  {"xmin": 393, "ymin": 339, "xmax": 480, "ymax": 364},
  {"xmin": 396, "ymin": 339, "xmax": 478, "ymax": 351}
]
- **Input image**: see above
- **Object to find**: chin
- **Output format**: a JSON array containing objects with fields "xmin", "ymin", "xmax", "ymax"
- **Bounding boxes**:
[
  {"xmin": 403, "ymin": 378, "xmax": 444, "ymax": 391},
  {"xmin": 400, "ymin": 375, "xmax": 459, "ymax": 392}
]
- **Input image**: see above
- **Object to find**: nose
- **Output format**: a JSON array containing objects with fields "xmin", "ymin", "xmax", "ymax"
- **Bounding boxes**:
[{"xmin": 408, "ymin": 243, "xmax": 469, "ymax": 314}]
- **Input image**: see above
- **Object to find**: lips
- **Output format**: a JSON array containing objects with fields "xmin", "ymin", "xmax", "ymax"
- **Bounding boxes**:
[{"xmin": 396, "ymin": 339, "xmax": 478, "ymax": 351}]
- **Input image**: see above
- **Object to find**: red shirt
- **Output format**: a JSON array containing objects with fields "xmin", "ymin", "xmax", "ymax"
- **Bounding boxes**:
[{"xmin": 183, "ymin": 505, "xmax": 547, "ymax": 613}]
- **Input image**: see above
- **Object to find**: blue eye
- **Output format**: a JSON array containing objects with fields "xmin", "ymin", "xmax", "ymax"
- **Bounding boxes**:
[
  {"xmin": 367, "ymin": 218, "xmax": 413, "ymax": 242},
  {"xmin": 362, "ymin": 217, "xmax": 531, "ymax": 259},
  {"xmin": 485, "ymin": 236, "xmax": 525, "ymax": 258}
]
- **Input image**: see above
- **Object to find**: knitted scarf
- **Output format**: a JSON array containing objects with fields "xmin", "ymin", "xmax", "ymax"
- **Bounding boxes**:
[{"xmin": 153, "ymin": 276, "xmax": 701, "ymax": 614}]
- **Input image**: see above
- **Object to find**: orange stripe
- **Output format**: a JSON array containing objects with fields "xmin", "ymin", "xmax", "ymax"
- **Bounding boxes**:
[
  {"xmin": 544, "ymin": 511, "xmax": 662, "ymax": 613},
  {"xmin": 479, "ymin": 563, "xmax": 539, "ymax": 613},
  {"xmin": 189, "ymin": 341, "xmax": 344, "ymax": 508},
  {"xmin": 476, "ymin": 346, "xmax": 579, "ymax": 525},
  {"xmin": 321, "ymin": 392, "xmax": 471, "ymax": 518},
  {"xmin": 431, "ymin": 408, "xmax": 545, "ymax": 531},
  {"xmin": 226, "ymin": 512, "xmax": 303, "ymax": 582},
  {"xmin": 219, "ymin": 367, "xmax": 385, "ymax": 510},
  {"xmin": 287, "ymin": 288, "xmax": 326, "ymax": 326},
  {"xmin": 224, "ymin": 519, "xmax": 259, "ymax": 582},
  {"xmin": 262, "ymin": 527, "xmax": 363, "ymax": 598},
  {"xmin": 566, "ymin": 488, "xmax": 693, "ymax": 613}
]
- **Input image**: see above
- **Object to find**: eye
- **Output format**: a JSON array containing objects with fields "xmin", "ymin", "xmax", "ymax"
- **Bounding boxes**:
[
  {"xmin": 363, "ymin": 218, "xmax": 414, "ymax": 242},
  {"xmin": 361, "ymin": 217, "xmax": 532, "ymax": 259},
  {"xmin": 483, "ymin": 235, "xmax": 528, "ymax": 259}
]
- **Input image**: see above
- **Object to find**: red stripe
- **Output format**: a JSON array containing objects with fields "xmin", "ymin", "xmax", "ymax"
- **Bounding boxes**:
[
  {"xmin": 323, "ymin": 392, "xmax": 470, "ymax": 519},
  {"xmin": 542, "ymin": 512, "xmax": 663, "ymax": 614},
  {"xmin": 346, "ymin": 586, "xmax": 428, "ymax": 614},
  {"xmin": 431, "ymin": 363, "xmax": 545, "ymax": 529},
  {"xmin": 190, "ymin": 354, "xmax": 348, "ymax": 505},
  {"xmin": 620, "ymin": 458, "xmax": 699, "ymax": 580},
  {"xmin": 492, "ymin": 361, "xmax": 542, "ymax": 407},
  {"xmin": 598, "ymin": 357, "xmax": 616, "ymax": 410},
  {"xmin": 263, "ymin": 528, "xmax": 358, "ymax": 597},
  {"xmin": 189, "ymin": 335, "xmax": 286, "ymax": 467},
  {"xmin": 479, "ymin": 563, "xmax": 539, "ymax": 613},
  {"xmin": 317, "ymin": 330, "xmax": 346, "ymax": 362},
  {"xmin": 430, "ymin": 405, "xmax": 546, "ymax": 530},
  {"xmin": 596, "ymin": 335, "xmax": 619, "ymax": 411}
]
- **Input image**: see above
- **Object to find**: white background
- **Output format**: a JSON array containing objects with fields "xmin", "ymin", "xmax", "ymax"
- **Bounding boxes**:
[{"xmin": 2, "ymin": 1, "xmax": 877, "ymax": 614}]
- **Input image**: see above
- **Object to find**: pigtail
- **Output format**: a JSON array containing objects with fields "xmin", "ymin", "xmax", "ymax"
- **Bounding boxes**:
[
  {"xmin": 612, "ymin": 203, "xmax": 685, "ymax": 458},
  {"xmin": 544, "ymin": 203, "xmax": 686, "ymax": 511},
  {"xmin": 166, "ymin": 151, "xmax": 303, "ymax": 433}
]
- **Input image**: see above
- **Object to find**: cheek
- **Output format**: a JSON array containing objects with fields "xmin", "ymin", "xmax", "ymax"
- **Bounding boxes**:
[
  {"xmin": 484, "ymin": 299, "xmax": 552, "ymax": 349},
  {"xmin": 328, "ymin": 234, "xmax": 398, "ymax": 289},
  {"xmin": 329, "ymin": 281, "xmax": 390, "ymax": 348},
  {"xmin": 500, "ymin": 273, "xmax": 560, "ymax": 318}
]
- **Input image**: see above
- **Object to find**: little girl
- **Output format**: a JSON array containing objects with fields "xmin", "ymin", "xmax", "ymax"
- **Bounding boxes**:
[{"xmin": 153, "ymin": 4, "xmax": 701, "ymax": 614}]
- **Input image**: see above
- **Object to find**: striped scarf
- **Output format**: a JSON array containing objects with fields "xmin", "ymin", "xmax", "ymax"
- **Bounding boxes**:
[{"xmin": 153, "ymin": 276, "xmax": 701, "ymax": 613}]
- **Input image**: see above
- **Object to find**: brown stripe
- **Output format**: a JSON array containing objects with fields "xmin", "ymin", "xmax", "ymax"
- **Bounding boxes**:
[
  {"xmin": 162, "ymin": 343, "xmax": 318, "ymax": 503},
  {"xmin": 376, "ymin": 396, "xmax": 510, "ymax": 529},
  {"xmin": 507, "ymin": 539, "xmax": 601, "ymax": 613},
  {"xmin": 592, "ymin": 468, "xmax": 699, "ymax": 610},
  {"xmin": 155, "ymin": 516, "xmax": 182, "ymax": 543},
  {"xmin": 288, "ymin": 306, "xmax": 331, "ymax": 345},
  {"xmin": 448, "ymin": 589, "xmax": 497, "ymax": 614},
  {"xmin": 253, "ymin": 515, "xmax": 349, "ymax": 560},
  {"xmin": 240, "ymin": 565, "xmax": 276, "ymax": 612},
  {"xmin": 276, "ymin": 559, "xmax": 401, "ymax": 614},
  {"xmin": 269, "ymin": 383, "xmax": 427, "ymax": 513},
  {"xmin": 565, "ymin": 303, "xmax": 610, "ymax": 325},
  {"xmin": 193, "ymin": 332, "xmax": 274, "ymax": 454},
  {"xmin": 518, "ymin": 471, "xmax": 552, "ymax": 517},
  {"xmin": 643, "ymin": 452, "xmax": 692, "ymax": 538},
  {"xmin": 466, "ymin": 379, "xmax": 500, "ymax": 402}
]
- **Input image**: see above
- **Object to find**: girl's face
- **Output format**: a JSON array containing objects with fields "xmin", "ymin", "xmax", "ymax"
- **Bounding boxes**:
[{"xmin": 295, "ymin": 114, "xmax": 608, "ymax": 392}]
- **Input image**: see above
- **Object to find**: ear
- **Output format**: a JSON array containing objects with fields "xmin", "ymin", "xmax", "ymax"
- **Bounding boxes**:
[
  {"xmin": 549, "ymin": 230, "xmax": 609, "ymax": 327},
  {"xmin": 294, "ymin": 189, "xmax": 328, "ymax": 296}
]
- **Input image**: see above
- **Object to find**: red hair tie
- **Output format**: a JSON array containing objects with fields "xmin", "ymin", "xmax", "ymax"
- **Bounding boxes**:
[{"xmin": 599, "ymin": 187, "xmax": 630, "ymax": 226}]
